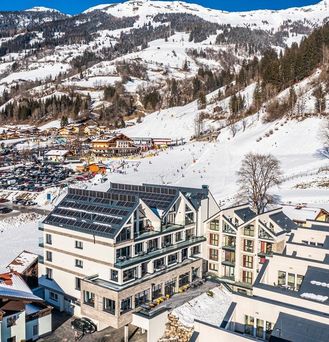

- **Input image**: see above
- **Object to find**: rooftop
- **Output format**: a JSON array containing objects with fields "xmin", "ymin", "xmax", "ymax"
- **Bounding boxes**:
[
  {"xmin": 7, "ymin": 250, "xmax": 38, "ymax": 274},
  {"xmin": 234, "ymin": 207, "xmax": 256, "ymax": 223},
  {"xmin": 271, "ymin": 312, "xmax": 329, "ymax": 342}
]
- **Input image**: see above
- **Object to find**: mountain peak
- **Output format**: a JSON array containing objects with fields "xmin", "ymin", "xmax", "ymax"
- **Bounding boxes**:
[{"xmin": 24, "ymin": 6, "xmax": 61, "ymax": 13}]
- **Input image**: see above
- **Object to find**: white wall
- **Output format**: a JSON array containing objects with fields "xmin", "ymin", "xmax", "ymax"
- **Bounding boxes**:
[
  {"xmin": 1, "ymin": 311, "xmax": 26, "ymax": 342},
  {"xmin": 26, "ymin": 314, "xmax": 52, "ymax": 341}
]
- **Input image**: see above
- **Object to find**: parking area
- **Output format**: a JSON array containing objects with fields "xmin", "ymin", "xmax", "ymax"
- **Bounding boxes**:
[
  {"xmin": 0, "ymin": 164, "xmax": 74, "ymax": 192},
  {"xmin": 39, "ymin": 310, "xmax": 147, "ymax": 342}
]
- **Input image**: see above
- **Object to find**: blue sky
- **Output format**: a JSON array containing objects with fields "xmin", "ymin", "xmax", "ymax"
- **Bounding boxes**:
[{"xmin": 0, "ymin": 0, "xmax": 319, "ymax": 14}]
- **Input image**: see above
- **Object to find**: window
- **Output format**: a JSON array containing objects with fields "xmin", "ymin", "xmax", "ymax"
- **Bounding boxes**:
[
  {"xmin": 310, "ymin": 242, "xmax": 316, "ymax": 246},
  {"xmin": 75, "ymin": 241, "xmax": 83, "ymax": 249},
  {"xmin": 185, "ymin": 212, "xmax": 194, "ymax": 225},
  {"xmin": 243, "ymin": 255, "xmax": 253, "ymax": 269},
  {"xmin": 242, "ymin": 271, "xmax": 253, "ymax": 284},
  {"xmin": 288, "ymin": 273, "xmax": 295, "ymax": 289},
  {"xmin": 75, "ymin": 278, "xmax": 81, "ymax": 291},
  {"xmin": 244, "ymin": 315, "xmax": 254, "ymax": 336},
  {"xmin": 243, "ymin": 239, "xmax": 254, "ymax": 252},
  {"xmin": 116, "ymin": 227, "xmax": 131, "ymax": 243},
  {"xmin": 223, "ymin": 235, "xmax": 236, "ymax": 247},
  {"xmin": 224, "ymin": 266, "xmax": 235, "ymax": 279},
  {"xmin": 152, "ymin": 284, "xmax": 162, "ymax": 299},
  {"xmin": 209, "ymin": 248, "xmax": 218, "ymax": 261},
  {"xmin": 244, "ymin": 225, "xmax": 255, "ymax": 237},
  {"xmin": 175, "ymin": 231, "xmax": 183, "ymax": 242},
  {"xmin": 154, "ymin": 257, "xmax": 165, "ymax": 270},
  {"xmin": 210, "ymin": 219, "xmax": 219, "ymax": 231},
  {"xmin": 168, "ymin": 253, "xmax": 177, "ymax": 265},
  {"xmin": 147, "ymin": 239, "xmax": 158, "ymax": 252},
  {"xmin": 224, "ymin": 251, "xmax": 235, "ymax": 263},
  {"xmin": 49, "ymin": 292, "xmax": 58, "ymax": 302},
  {"xmin": 209, "ymin": 263, "xmax": 218, "ymax": 272},
  {"xmin": 278, "ymin": 271, "xmax": 286, "ymax": 286},
  {"xmin": 83, "ymin": 291, "xmax": 95, "ymax": 307},
  {"xmin": 116, "ymin": 246, "xmax": 131, "ymax": 260},
  {"xmin": 46, "ymin": 251, "xmax": 52, "ymax": 262},
  {"xmin": 33, "ymin": 324, "xmax": 39, "ymax": 336},
  {"xmin": 103, "ymin": 298, "xmax": 115, "ymax": 314},
  {"xmin": 123, "ymin": 267, "xmax": 137, "ymax": 282},
  {"xmin": 46, "ymin": 234, "xmax": 52, "ymax": 245},
  {"xmin": 135, "ymin": 290, "xmax": 149, "ymax": 307},
  {"xmin": 163, "ymin": 234, "xmax": 173, "ymax": 247},
  {"xmin": 256, "ymin": 319, "xmax": 264, "ymax": 339},
  {"xmin": 7, "ymin": 315, "xmax": 17, "ymax": 328},
  {"xmin": 265, "ymin": 321, "xmax": 273, "ymax": 340},
  {"xmin": 296, "ymin": 274, "xmax": 304, "ymax": 290},
  {"xmin": 135, "ymin": 242, "xmax": 143, "ymax": 255},
  {"xmin": 209, "ymin": 233, "xmax": 219, "ymax": 246},
  {"xmin": 120, "ymin": 297, "xmax": 132, "ymax": 314},
  {"xmin": 178, "ymin": 272, "xmax": 190, "ymax": 287},
  {"xmin": 111, "ymin": 269, "xmax": 118, "ymax": 282},
  {"xmin": 75, "ymin": 259, "xmax": 83, "ymax": 268},
  {"xmin": 46, "ymin": 268, "xmax": 53, "ymax": 280}
]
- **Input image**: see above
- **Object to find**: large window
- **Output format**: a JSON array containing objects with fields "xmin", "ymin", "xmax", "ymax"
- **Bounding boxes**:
[
  {"xmin": 154, "ymin": 257, "xmax": 165, "ymax": 270},
  {"xmin": 123, "ymin": 268, "xmax": 137, "ymax": 282},
  {"xmin": 103, "ymin": 298, "xmax": 115, "ymax": 314},
  {"xmin": 209, "ymin": 233, "xmax": 219, "ymax": 246},
  {"xmin": 296, "ymin": 275, "xmax": 304, "ymax": 290},
  {"xmin": 209, "ymin": 248, "xmax": 219, "ymax": 261},
  {"xmin": 242, "ymin": 271, "xmax": 253, "ymax": 284},
  {"xmin": 243, "ymin": 239, "xmax": 254, "ymax": 253},
  {"xmin": 147, "ymin": 239, "xmax": 158, "ymax": 252},
  {"xmin": 83, "ymin": 291, "xmax": 95, "ymax": 307},
  {"xmin": 185, "ymin": 212, "xmax": 194, "ymax": 225},
  {"xmin": 165, "ymin": 279, "xmax": 176, "ymax": 296},
  {"xmin": 49, "ymin": 292, "xmax": 58, "ymax": 302},
  {"xmin": 243, "ymin": 255, "xmax": 253, "ymax": 269},
  {"xmin": 244, "ymin": 225, "xmax": 255, "ymax": 237},
  {"xmin": 288, "ymin": 273, "xmax": 295, "ymax": 289},
  {"xmin": 116, "ymin": 227, "xmax": 131, "ymax": 243},
  {"xmin": 120, "ymin": 297, "xmax": 132, "ymax": 314},
  {"xmin": 152, "ymin": 284, "xmax": 162, "ymax": 299},
  {"xmin": 179, "ymin": 272, "xmax": 190, "ymax": 287},
  {"xmin": 223, "ymin": 235, "xmax": 236, "ymax": 247},
  {"xmin": 209, "ymin": 263, "xmax": 218, "ymax": 272},
  {"xmin": 256, "ymin": 319, "xmax": 264, "ymax": 339},
  {"xmin": 224, "ymin": 251, "xmax": 235, "ymax": 263},
  {"xmin": 135, "ymin": 290, "xmax": 149, "ymax": 307},
  {"xmin": 135, "ymin": 243, "xmax": 143, "ymax": 255},
  {"xmin": 210, "ymin": 219, "xmax": 219, "ymax": 231},
  {"xmin": 168, "ymin": 253, "xmax": 178, "ymax": 265},
  {"xmin": 163, "ymin": 234, "xmax": 173, "ymax": 247},
  {"xmin": 116, "ymin": 246, "xmax": 131, "ymax": 260},
  {"xmin": 278, "ymin": 271, "xmax": 286, "ymax": 286},
  {"xmin": 244, "ymin": 315, "xmax": 254, "ymax": 335},
  {"xmin": 224, "ymin": 266, "xmax": 234, "ymax": 279},
  {"xmin": 175, "ymin": 231, "xmax": 183, "ymax": 242}
]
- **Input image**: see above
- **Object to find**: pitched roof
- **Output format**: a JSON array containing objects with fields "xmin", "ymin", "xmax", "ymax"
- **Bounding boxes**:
[
  {"xmin": 7, "ymin": 251, "xmax": 38, "ymax": 274},
  {"xmin": 234, "ymin": 207, "xmax": 256, "ymax": 222}
]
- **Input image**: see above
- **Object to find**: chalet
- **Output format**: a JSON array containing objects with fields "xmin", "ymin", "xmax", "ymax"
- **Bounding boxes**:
[
  {"xmin": 84, "ymin": 125, "xmax": 100, "ymax": 136},
  {"xmin": 131, "ymin": 137, "xmax": 153, "ymax": 151},
  {"xmin": 45, "ymin": 150, "xmax": 70, "ymax": 163},
  {"xmin": 0, "ymin": 272, "xmax": 52, "ymax": 342},
  {"xmin": 7, "ymin": 251, "xmax": 38, "ymax": 289},
  {"xmin": 91, "ymin": 134, "xmax": 139, "ymax": 157}
]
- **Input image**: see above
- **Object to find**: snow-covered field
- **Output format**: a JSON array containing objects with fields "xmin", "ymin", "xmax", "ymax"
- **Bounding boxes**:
[{"xmin": 0, "ymin": 213, "xmax": 43, "ymax": 270}]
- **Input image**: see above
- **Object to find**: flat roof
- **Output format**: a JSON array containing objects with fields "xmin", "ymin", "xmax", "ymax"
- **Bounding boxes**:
[{"xmin": 271, "ymin": 312, "xmax": 329, "ymax": 342}]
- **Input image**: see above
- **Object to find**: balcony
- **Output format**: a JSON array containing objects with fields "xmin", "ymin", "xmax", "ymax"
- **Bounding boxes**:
[
  {"xmin": 115, "ymin": 236, "xmax": 206, "ymax": 269},
  {"xmin": 38, "ymin": 255, "xmax": 44, "ymax": 264},
  {"xmin": 222, "ymin": 260, "xmax": 235, "ymax": 267},
  {"xmin": 135, "ymin": 224, "xmax": 183, "ymax": 241},
  {"xmin": 222, "ymin": 244, "xmax": 236, "ymax": 251}
]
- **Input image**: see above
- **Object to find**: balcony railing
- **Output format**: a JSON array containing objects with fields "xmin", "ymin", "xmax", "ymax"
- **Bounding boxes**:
[
  {"xmin": 222, "ymin": 244, "xmax": 236, "ymax": 251},
  {"xmin": 115, "ymin": 236, "xmax": 206, "ymax": 269},
  {"xmin": 38, "ymin": 237, "xmax": 44, "ymax": 248},
  {"xmin": 222, "ymin": 260, "xmax": 235, "ymax": 267}
]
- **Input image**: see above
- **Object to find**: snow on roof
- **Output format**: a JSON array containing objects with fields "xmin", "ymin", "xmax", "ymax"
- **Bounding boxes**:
[
  {"xmin": 282, "ymin": 205, "xmax": 324, "ymax": 222},
  {"xmin": 7, "ymin": 251, "xmax": 38, "ymax": 274},
  {"xmin": 45, "ymin": 149, "xmax": 69, "ymax": 156},
  {"xmin": 0, "ymin": 272, "xmax": 42, "ymax": 302},
  {"xmin": 171, "ymin": 287, "xmax": 232, "ymax": 328}
]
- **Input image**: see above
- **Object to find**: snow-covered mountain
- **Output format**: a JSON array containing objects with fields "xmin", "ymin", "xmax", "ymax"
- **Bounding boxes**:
[
  {"xmin": 84, "ymin": 0, "xmax": 329, "ymax": 30},
  {"xmin": 0, "ymin": 0, "xmax": 328, "ymax": 127}
]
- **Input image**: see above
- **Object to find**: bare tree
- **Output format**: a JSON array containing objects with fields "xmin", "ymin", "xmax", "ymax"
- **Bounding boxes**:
[
  {"xmin": 237, "ymin": 153, "xmax": 282, "ymax": 214},
  {"xmin": 321, "ymin": 119, "xmax": 329, "ymax": 158}
]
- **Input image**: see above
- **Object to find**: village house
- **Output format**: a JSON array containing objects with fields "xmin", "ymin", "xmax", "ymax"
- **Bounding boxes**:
[
  {"xmin": 7, "ymin": 251, "xmax": 39, "ymax": 289},
  {"xmin": 38, "ymin": 183, "xmax": 219, "ymax": 333},
  {"xmin": 282, "ymin": 204, "xmax": 329, "ymax": 226},
  {"xmin": 0, "ymin": 272, "xmax": 52, "ymax": 342},
  {"xmin": 45, "ymin": 150, "xmax": 70, "ymax": 163},
  {"xmin": 91, "ymin": 134, "xmax": 139, "ymax": 157}
]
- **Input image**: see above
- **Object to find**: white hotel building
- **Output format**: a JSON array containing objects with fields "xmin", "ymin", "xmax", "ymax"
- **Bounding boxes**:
[{"xmin": 38, "ymin": 183, "xmax": 219, "ymax": 330}]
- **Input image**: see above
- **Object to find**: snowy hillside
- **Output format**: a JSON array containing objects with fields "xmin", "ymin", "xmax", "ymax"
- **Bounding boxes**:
[{"xmin": 85, "ymin": 0, "xmax": 329, "ymax": 30}]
